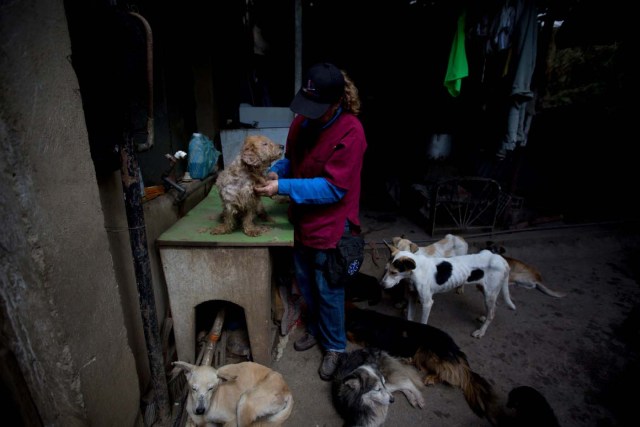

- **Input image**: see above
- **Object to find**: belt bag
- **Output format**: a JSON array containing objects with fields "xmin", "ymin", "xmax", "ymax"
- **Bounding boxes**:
[{"xmin": 326, "ymin": 234, "xmax": 365, "ymax": 286}]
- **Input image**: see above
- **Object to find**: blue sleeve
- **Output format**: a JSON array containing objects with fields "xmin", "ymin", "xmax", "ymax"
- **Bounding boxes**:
[
  {"xmin": 269, "ymin": 158, "xmax": 290, "ymax": 178},
  {"xmin": 278, "ymin": 177, "xmax": 346, "ymax": 204}
]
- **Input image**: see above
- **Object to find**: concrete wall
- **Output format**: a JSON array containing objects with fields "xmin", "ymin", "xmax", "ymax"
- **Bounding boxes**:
[{"xmin": 1, "ymin": 1, "xmax": 141, "ymax": 425}]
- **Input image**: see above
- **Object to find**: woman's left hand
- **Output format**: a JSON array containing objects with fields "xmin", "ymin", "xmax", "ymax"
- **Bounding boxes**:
[{"xmin": 255, "ymin": 179, "xmax": 279, "ymax": 197}]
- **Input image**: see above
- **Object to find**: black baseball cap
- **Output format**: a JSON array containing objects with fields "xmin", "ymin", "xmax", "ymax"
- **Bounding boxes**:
[{"xmin": 290, "ymin": 62, "xmax": 345, "ymax": 119}]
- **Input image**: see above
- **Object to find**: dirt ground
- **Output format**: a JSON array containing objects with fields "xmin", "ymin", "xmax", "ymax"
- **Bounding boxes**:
[{"xmin": 268, "ymin": 212, "xmax": 640, "ymax": 427}]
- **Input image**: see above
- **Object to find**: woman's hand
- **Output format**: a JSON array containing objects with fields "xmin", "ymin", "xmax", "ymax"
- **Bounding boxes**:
[{"xmin": 255, "ymin": 179, "xmax": 279, "ymax": 197}]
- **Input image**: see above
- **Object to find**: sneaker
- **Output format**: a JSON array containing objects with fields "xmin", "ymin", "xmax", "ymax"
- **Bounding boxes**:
[
  {"xmin": 293, "ymin": 333, "xmax": 317, "ymax": 351},
  {"xmin": 319, "ymin": 351, "xmax": 341, "ymax": 381}
]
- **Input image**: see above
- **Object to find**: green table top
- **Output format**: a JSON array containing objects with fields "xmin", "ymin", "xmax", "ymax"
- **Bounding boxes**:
[{"xmin": 157, "ymin": 191, "xmax": 294, "ymax": 247}]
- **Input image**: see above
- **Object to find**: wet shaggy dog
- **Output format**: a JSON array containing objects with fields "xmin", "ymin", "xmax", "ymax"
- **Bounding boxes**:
[
  {"xmin": 345, "ymin": 305, "xmax": 501, "ymax": 425},
  {"xmin": 211, "ymin": 135, "xmax": 284, "ymax": 237},
  {"xmin": 331, "ymin": 347, "xmax": 425, "ymax": 427},
  {"xmin": 380, "ymin": 246, "xmax": 516, "ymax": 338},
  {"xmin": 173, "ymin": 360, "xmax": 293, "ymax": 427},
  {"xmin": 485, "ymin": 242, "xmax": 566, "ymax": 298}
]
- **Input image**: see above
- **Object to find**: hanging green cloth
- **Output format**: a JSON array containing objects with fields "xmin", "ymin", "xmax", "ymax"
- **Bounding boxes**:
[{"xmin": 444, "ymin": 10, "xmax": 468, "ymax": 97}]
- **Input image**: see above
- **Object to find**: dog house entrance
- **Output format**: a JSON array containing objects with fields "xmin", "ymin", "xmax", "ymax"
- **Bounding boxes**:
[{"xmin": 193, "ymin": 301, "xmax": 256, "ymax": 367}]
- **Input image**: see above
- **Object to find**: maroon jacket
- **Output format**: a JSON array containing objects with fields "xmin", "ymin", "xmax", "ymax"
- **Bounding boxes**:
[{"xmin": 286, "ymin": 113, "xmax": 367, "ymax": 249}]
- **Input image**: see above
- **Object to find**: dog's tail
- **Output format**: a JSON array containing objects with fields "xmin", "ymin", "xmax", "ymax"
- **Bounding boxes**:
[
  {"xmin": 510, "ymin": 265, "xmax": 566, "ymax": 298},
  {"xmin": 514, "ymin": 277, "xmax": 566, "ymax": 298},
  {"xmin": 414, "ymin": 350, "xmax": 501, "ymax": 425},
  {"xmin": 534, "ymin": 282, "xmax": 566, "ymax": 298}
]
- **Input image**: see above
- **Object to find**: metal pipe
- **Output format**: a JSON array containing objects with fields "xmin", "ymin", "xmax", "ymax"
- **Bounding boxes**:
[
  {"xmin": 294, "ymin": 0, "xmax": 302, "ymax": 95},
  {"xmin": 129, "ymin": 11, "xmax": 154, "ymax": 152},
  {"xmin": 119, "ymin": 134, "xmax": 170, "ymax": 425},
  {"xmin": 161, "ymin": 176, "xmax": 187, "ymax": 202}
]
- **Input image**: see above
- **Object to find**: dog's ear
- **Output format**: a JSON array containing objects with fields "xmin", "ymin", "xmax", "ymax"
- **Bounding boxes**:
[
  {"xmin": 217, "ymin": 371, "xmax": 238, "ymax": 383},
  {"xmin": 384, "ymin": 240, "xmax": 399, "ymax": 257},
  {"xmin": 173, "ymin": 361, "xmax": 195, "ymax": 372},
  {"xmin": 173, "ymin": 361, "xmax": 196, "ymax": 379},
  {"xmin": 392, "ymin": 237, "xmax": 402, "ymax": 247},
  {"xmin": 241, "ymin": 145, "xmax": 261, "ymax": 167},
  {"xmin": 393, "ymin": 256, "xmax": 416, "ymax": 272},
  {"xmin": 409, "ymin": 242, "xmax": 419, "ymax": 253},
  {"xmin": 343, "ymin": 374, "xmax": 362, "ymax": 391},
  {"xmin": 485, "ymin": 241, "xmax": 505, "ymax": 254}
]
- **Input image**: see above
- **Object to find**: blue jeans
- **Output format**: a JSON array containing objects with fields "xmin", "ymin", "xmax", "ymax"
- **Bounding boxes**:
[{"xmin": 293, "ymin": 244, "xmax": 346, "ymax": 353}]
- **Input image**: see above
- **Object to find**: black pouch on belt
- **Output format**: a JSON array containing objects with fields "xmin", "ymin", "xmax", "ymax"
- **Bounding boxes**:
[{"xmin": 326, "ymin": 232, "xmax": 365, "ymax": 287}]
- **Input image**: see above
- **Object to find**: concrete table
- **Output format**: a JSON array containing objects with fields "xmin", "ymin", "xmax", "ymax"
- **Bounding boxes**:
[{"xmin": 157, "ymin": 191, "xmax": 293, "ymax": 366}]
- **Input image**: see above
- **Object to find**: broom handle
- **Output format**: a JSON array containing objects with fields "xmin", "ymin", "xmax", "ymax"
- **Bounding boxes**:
[{"xmin": 200, "ymin": 308, "xmax": 226, "ymax": 367}]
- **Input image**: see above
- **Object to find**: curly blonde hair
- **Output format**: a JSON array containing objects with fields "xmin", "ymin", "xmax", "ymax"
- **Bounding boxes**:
[{"xmin": 340, "ymin": 70, "xmax": 361, "ymax": 116}]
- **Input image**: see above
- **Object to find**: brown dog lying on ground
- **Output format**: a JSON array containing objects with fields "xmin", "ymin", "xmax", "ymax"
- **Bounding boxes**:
[
  {"xmin": 211, "ymin": 135, "xmax": 284, "ymax": 237},
  {"xmin": 485, "ymin": 242, "xmax": 566, "ymax": 298},
  {"xmin": 173, "ymin": 360, "xmax": 293, "ymax": 427}
]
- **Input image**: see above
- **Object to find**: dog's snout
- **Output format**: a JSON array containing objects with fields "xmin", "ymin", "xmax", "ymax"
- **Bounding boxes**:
[{"xmin": 195, "ymin": 395, "xmax": 207, "ymax": 415}]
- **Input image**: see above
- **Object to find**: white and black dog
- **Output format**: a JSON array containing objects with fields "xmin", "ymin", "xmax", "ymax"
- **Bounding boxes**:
[
  {"xmin": 331, "ymin": 348, "xmax": 425, "ymax": 427},
  {"xmin": 381, "ymin": 246, "xmax": 516, "ymax": 338},
  {"xmin": 389, "ymin": 234, "xmax": 469, "ymax": 317}
]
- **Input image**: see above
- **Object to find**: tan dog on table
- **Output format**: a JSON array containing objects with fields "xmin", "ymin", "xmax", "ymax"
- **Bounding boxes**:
[
  {"xmin": 211, "ymin": 134, "xmax": 284, "ymax": 237},
  {"xmin": 173, "ymin": 360, "xmax": 293, "ymax": 427}
]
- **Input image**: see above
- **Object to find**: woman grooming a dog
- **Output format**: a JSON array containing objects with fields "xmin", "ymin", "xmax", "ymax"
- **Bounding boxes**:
[{"xmin": 254, "ymin": 62, "xmax": 367, "ymax": 381}]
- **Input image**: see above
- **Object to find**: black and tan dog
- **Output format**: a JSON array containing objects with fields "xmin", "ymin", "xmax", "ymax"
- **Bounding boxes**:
[{"xmin": 345, "ymin": 304, "xmax": 501, "ymax": 425}]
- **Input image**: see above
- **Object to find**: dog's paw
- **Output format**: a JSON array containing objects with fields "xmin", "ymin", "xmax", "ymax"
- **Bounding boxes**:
[
  {"xmin": 406, "ymin": 393, "xmax": 426, "ymax": 409},
  {"xmin": 211, "ymin": 225, "xmax": 231, "ymax": 235},
  {"xmin": 243, "ymin": 225, "xmax": 271, "ymax": 237},
  {"xmin": 471, "ymin": 329, "xmax": 485, "ymax": 338},
  {"xmin": 423, "ymin": 374, "xmax": 439, "ymax": 386}
]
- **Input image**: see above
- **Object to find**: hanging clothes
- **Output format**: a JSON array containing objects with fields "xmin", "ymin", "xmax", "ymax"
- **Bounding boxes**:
[
  {"xmin": 444, "ymin": 10, "xmax": 469, "ymax": 97},
  {"xmin": 497, "ymin": 0, "xmax": 538, "ymax": 158}
]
